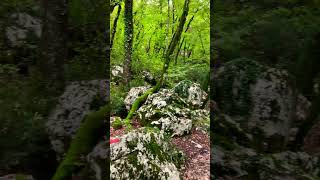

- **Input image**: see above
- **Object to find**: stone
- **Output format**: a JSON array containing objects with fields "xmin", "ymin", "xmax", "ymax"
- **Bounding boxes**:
[
  {"xmin": 46, "ymin": 79, "xmax": 109, "ymax": 158},
  {"xmin": 213, "ymin": 59, "xmax": 311, "ymax": 152},
  {"xmin": 124, "ymin": 86, "xmax": 151, "ymax": 110},
  {"xmin": 87, "ymin": 141, "xmax": 108, "ymax": 180},
  {"xmin": 110, "ymin": 128, "xmax": 184, "ymax": 179},
  {"xmin": 6, "ymin": 13, "xmax": 41, "ymax": 47},
  {"xmin": 136, "ymin": 81, "xmax": 208, "ymax": 136}
]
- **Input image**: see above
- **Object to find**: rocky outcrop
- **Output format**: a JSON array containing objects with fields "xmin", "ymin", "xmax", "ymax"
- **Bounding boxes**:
[
  {"xmin": 135, "ymin": 80, "xmax": 209, "ymax": 136},
  {"xmin": 110, "ymin": 128, "xmax": 184, "ymax": 180},
  {"xmin": 5, "ymin": 13, "xmax": 41, "ymax": 47},
  {"xmin": 46, "ymin": 79, "xmax": 108, "ymax": 158},
  {"xmin": 213, "ymin": 59, "xmax": 311, "ymax": 152}
]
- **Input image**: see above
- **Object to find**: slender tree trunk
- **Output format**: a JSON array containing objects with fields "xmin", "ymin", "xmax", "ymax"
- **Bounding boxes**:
[
  {"xmin": 110, "ymin": 4, "xmax": 121, "ymax": 51},
  {"xmin": 40, "ymin": 0, "xmax": 68, "ymax": 94},
  {"xmin": 123, "ymin": 0, "xmax": 133, "ymax": 87},
  {"xmin": 175, "ymin": 37, "xmax": 185, "ymax": 64},
  {"xmin": 160, "ymin": 0, "xmax": 190, "ymax": 85}
]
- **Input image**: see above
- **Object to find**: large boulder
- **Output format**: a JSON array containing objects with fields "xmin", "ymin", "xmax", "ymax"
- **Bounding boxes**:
[
  {"xmin": 46, "ymin": 79, "xmax": 109, "ymax": 158},
  {"xmin": 213, "ymin": 59, "xmax": 311, "ymax": 152},
  {"xmin": 136, "ymin": 80, "xmax": 209, "ymax": 136},
  {"xmin": 110, "ymin": 128, "xmax": 184, "ymax": 179}
]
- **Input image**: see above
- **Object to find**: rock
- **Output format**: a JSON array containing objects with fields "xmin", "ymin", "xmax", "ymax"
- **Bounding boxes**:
[
  {"xmin": 110, "ymin": 128, "xmax": 184, "ymax": 179},
  {"xmin": 6, "ymin": 13, "xmax": 41, "ymax": 47},
  {"xmin": 213, "ymin": 59, "xmax": 311, "ymax": 152},
  {"xmin": 136, "ymin": 81, "xmax": 208, "ymax": 136},
  {"xmin": 46, "ymin": 79, "xmax": 109, "ymax": 158},
  {"xmin": 111, "ymin": 65, "xmax": 123, "ymax": 83},
  {"xmin": 124, "ymin": 86, "xmax": 151, "ymax": 110},
  {"xmin": 0, "ymin": 174, "xmax": 34, "ymax": 180},
  {"xmin": 173, "ymin": 80, "xmax": 207, "ymax": 108},
  {"xmin": 212, "ymin": 145, "xmax": 320, "ymax": 180},
  {"xmin": 142, "ymin": 70, "xmax": 157, "ymax": 85},
  {"xmin": 87, "ymin": 141, "xmax": 108, "ymax": 180}
]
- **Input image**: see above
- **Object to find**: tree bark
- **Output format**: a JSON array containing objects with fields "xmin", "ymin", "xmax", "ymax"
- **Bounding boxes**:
[
  {"xmin": 160, "ymin": 0, "xmax": 190, "ymax": 85},
  {"xmin": 123, "ymin": 0, "xmax": 133, "ymax": 87},
  {"xmin": 110, "ymin": 4, "xmax": 121, "ymax": 51},
  {"xmin": 39, "ymin": 0, "xmax": 68, "ymax": 94}
]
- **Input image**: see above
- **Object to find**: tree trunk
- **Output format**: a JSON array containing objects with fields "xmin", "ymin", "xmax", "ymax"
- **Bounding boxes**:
[
  {"xmin": 160, "ymin": 0, "xmax": 190, "ymax": 85},
  {"xmin": 123, "ymin": 0, "xmax": 133, "ymax": 87},
  {"xmin": 39, "ymin": 0, "xmax": 68, "ymax": 94},
  {"xmin": 110, "ymin": 4, "xmax": 121, "ymax": 51},
  {"xmin": 175, "ymin": 37, "xmax": 185, "ymax": 64}
]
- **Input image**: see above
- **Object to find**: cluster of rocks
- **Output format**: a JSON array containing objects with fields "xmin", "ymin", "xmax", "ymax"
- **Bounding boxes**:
[{"xmin": 124, "ymin": 80, "xmax": 209, "ymax": 136}]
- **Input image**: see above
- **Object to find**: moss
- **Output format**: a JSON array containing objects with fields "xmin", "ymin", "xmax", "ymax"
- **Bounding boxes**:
[
  {"xmin": 124, "ymin": 80, "xmax": 162, "ymax": 130},
  {"xmin": 214, "ymin": 58, "xmax": 263, "ymax": 116},
  {"xmin": 127, "ymin": 139, "xmax": 138, "ymax": 150},
  {"xmin": 15, "ymin": 175, "xmax": 28, "ymax": 180},
  {"xmin": 173, "ymin": 80, "xmax": 193, "ymax": 98},
  {"xmin": 111, "ymin": 117, "xmax": 123, "ymax": 129},
  {"xmin": 51, "ymin": 105, "xmax": 109, "ymax": 180}
]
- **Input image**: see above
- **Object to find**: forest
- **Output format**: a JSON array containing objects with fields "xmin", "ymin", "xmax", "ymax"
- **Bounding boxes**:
[{"xmin": 0, "ymin": 0, "xmax": 320, "ymax": 179}]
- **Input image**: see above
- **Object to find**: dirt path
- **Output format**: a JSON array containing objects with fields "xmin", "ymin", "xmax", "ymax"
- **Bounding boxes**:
[{"xmin": 172, "ymin": 128, "xmax": 210, "ymax": 180}]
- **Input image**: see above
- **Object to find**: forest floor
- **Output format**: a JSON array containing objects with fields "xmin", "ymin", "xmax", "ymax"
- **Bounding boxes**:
[{"xmin": 110, "ymin": 117, "xmax": 210, "ymax": 180}]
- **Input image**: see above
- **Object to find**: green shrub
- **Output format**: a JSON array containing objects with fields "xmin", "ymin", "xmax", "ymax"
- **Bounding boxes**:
[
  {"xmin": 110, "ymin": 83, "xmax": 127, "ymax": 117},
  {"xmin": 111, "ymin": 117, "xmax": 123, "ymax": 129}
]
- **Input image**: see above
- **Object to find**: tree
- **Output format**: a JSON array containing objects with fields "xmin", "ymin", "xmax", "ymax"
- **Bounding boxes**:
[
  {"xmin": 39, "ymin": 0, "xmax": 68, "ymax": 93},
  {"xmin": 123, "ymin": 0, "xmax": 133, "ymax": 86}
]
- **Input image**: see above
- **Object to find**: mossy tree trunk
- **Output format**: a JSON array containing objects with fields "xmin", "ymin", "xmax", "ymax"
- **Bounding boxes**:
[
  {"xmin": 39, "ymin": 0, "xmax": 68, "ymax": 94},
  {"xmin": 123, "ymin": 0, "xmax": 133, "ymax": 87}
]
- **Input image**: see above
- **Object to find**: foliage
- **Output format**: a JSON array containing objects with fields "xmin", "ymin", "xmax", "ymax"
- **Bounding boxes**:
[{"xmin": 110, "ymin": 83, "xmax": 127, "ymax": 117}]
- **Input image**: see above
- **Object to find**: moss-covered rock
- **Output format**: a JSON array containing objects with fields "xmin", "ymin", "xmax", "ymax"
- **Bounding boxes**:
[
  {"xmin": 136, "ymin": 81, "xmax": 209, "ymax": 136},
  {"xmin": 213, "ymin": 59, "xmax": 311, "ymax": 152},
  {"xmin": 111, "ymin": 116, "xmax": 123, "ymax": 129},
  {"xmin": 110, "ymin": 128, "xmax": 184, "ymax": 179}
]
